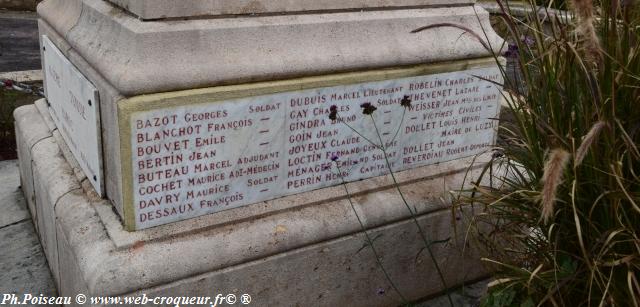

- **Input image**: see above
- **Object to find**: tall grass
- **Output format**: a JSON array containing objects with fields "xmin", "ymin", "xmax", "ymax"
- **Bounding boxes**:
[{"xmin": 456, "ymin": 0, "xmax": 640, "ymax": 305}]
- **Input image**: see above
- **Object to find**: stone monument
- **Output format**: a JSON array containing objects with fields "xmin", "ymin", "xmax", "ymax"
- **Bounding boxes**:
[{"xmin": 14, "ymin": 0, "xmax": 504, "ymax": 304}]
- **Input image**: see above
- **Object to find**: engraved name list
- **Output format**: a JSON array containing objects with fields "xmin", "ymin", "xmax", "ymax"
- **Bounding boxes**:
[{"xmin": 128, "ymin": 67, "xmax": 502, "ymax": 229}]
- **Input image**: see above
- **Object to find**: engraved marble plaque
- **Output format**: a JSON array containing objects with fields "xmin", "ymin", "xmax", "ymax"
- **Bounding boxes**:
[
  {"xmin": 42, "ymin": 35, "xmax": 104, "ymax": 196},
  {"xmin": 124, "ymin": 66, "xmax": 502, "ymax": 230}
]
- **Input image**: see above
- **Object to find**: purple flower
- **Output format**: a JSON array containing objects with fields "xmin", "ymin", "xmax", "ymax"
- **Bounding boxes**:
[
  {"xmin": 504, "ymin": 43, "xmax": 519, "ymax": 58},
  {"xmin": 400, "ymin": 95, "xmax": 412, "ymax": 108},
  {"xmin": 360, "ymin": 102, "xmax": 377, "ymax": 115},
  {"xmin": 330, "ymin": 154, "xmax": 339, "ymax": 162},
  {"xmin": 3, "ymin": 79, "xmax": 13, "ymax": 88},
  {"xmin": 328, "ymin": 105, "xmax": 338, "ymax": 121},
  {"xmin": 520, "ymin": 35, "xmax": 534, "ymax": 47},
  {"xmin": 377, "ymin": 288, "xmax": 386, "ymax": 296}
]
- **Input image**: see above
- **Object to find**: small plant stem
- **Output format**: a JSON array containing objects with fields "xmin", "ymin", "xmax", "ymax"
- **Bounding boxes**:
[
  {"xmin": 335, "ymin": 162, "xmax": 408, "ymax": 303},
  {"xmin": 337, "ymin": 116, "xmax": 382, "ymax": 149},
  {"xmin": 390, "ymin": 107, "xmax": 407, "ymax": 144},
  {"xmin": 370, "ymin": 114, "xmax": 455, "ymax": 307}
]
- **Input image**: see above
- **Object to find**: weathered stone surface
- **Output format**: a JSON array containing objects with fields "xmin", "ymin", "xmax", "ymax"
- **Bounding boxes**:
[
  {"xmin": 107, "ymin": 0, "xmax": 475, "ymax": 20},
  {"xmin": 18, "ymin": 95, "xmax": 494, "ymax": 305},
  {"xmin": 416, "ymin": 279, "xmax": 489, "ymax": 306},
  {"xmin": 38, "ymin": 0, "xmax": 503, "ymax": 96},
  {"xmin": 31, "ymin": 136, "xmax": 81, "ymax": 286},
  {"xmin": 33, "ymin": 99, "xmax": 56, "ymax": 132},
  {"xmin": 13, "ymin": 104, "xmax": 51, "ymax": 149},
  {"xmin": 0, "ymin": 221, "xmax": 57, "ymax": 296},
  {"xmin": 121, "ymin": 208, "xmax": 486, "ymax": 307},
  {"xmin": 0, "ymin": 160, "xmax": 30, "ymax": 228},
  {"xmin": 14, "ymin": 119, "xmax": 36, "ymax": 226},
  {"xmin": 14, "ymin": 104, "xmax": 52, "ymax": 226},
  {"xmin": 55, "ymin": 192, "xmax": 107, "ymax": 302},
  {"xmin": 59, "ymin": 166, "xmax": 491, "ymax": 298}
]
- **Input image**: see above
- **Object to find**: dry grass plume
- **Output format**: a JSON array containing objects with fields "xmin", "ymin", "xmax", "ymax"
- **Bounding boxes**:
[
  {"xmin": 575, "ymin": 121, "xmax": 606, "ymax": 166},
  {"xmin": 541, "ymin": 149, "xmax": 571, "ymax": 223},
  {"xmin": 570, "ymin": 0, "xmax": 603, "ymax": 63}
]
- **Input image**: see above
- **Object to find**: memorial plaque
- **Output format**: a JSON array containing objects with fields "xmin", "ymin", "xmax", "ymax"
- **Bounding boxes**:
[
  {"xmin": 121, "ymin": 66, "xmax": 502, "ymax": 230},
  {"xmin": 42, "ymin": 35, "xmax": 104, "ymax": 196}
]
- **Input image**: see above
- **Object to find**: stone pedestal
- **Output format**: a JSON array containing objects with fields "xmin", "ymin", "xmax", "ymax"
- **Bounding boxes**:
[
  {"xmin": 16, "ymin": 100, "xmax": 493, "ymax": 306},
  {"xmin": 19, "ymin": 0, "xmax": 505, "ymax": 304},
  {"xmin": 107, "ymin": 0, "xmax": 476, "ymax": 20}
]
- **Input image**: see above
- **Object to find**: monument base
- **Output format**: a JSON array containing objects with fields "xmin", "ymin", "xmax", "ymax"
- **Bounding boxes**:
[{"xmin": 15, "ymin": 100, "xmax": 492, "ymax": 306}]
